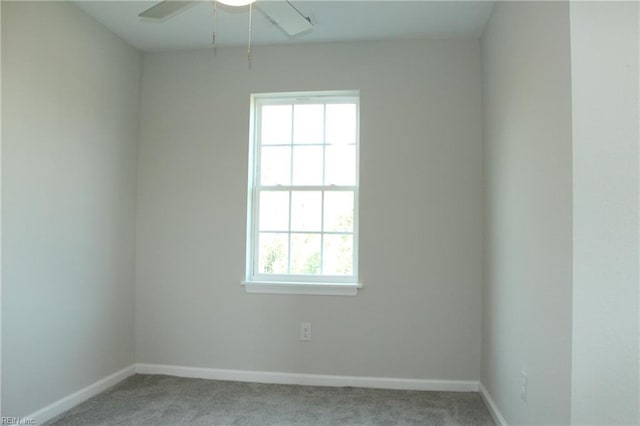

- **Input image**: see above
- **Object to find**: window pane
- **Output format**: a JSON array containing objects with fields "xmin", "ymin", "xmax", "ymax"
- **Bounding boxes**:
[
  {"xmin": 258, "ymin": 233, "xmax": 288, "ymax": 274},
  {"xmin": 260, "ymin": 146, "xmax": 290, "ymax": 185},
  {"xmin": 323, "ymin": 234, "xmax": 353, "ymax": 275},
  {"xmin": 291, "ymin": 191, "xmax": 321, "ymax": 232},
  {"xmin": 261, "ymin": 105, "xmax": 292, "ymax": 145},
  {"xmin": 326, "ymin": 104, "xmax": 356, "ymax": 145},
  {"xmin": 325, "ymin": 145, "xmax": 356, "ymax": 185},
  {"xmin": 251, "ymin": 93, "xmax": 359, "ymax": 284},
  {"xmin": 293, "ymin": 104, "xmax": 324, "ymax": 144},
  {"xmin": 324, "ymin": 191, "xmax": 353, "ymax": 232},
  {"xmin": 290, "ymin": 234, "xmax": 321, "ymax": 275},
  {"xmin": 259, "ymin": 191, "xmax": 289, "ymax": 231},
  {"xmin": 292, "ymin": 146, "xmax": 323, "ymax": 185}
]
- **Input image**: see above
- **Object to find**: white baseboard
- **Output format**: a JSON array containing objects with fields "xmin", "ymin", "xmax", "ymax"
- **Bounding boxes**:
[
  {"xmin": 23, "ymin": 363, "xmax": 480, "ymax": 424},
  {"xmin": 135, "ymin": 363, "xmax": 479, "ymax": 392},
  {"xmin": 479, "ymin": 382, "xmax": 508, "ymax": 426},
  {"xmin": 28, "ymin": 365, "xmax": 136, "ymax": 424}
]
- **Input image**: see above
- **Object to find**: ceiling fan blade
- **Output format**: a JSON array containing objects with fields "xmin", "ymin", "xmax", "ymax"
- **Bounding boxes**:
[
  {"xmin": 256, "ymin": 1, "xmax": 313, "ymax": 37},
  {"xmin": 138, "ymin": 1, "xmax": 195, "ymax": 19}
]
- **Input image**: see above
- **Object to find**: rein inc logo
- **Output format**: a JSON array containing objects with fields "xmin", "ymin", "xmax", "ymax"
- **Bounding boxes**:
[{"xmin": 1, "ymin": 418, "xmax": 35, "ymax": 425}]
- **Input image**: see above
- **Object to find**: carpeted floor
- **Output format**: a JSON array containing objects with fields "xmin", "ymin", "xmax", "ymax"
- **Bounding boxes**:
[{"xmin": 45, "ymin": 374, "xmax": 495, "ymax": 425}]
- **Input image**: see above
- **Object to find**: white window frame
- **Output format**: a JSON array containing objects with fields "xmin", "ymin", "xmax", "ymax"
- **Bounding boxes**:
[{"xmin": 242, "ymin": 90, "xmax": 361, "ymax": 296}]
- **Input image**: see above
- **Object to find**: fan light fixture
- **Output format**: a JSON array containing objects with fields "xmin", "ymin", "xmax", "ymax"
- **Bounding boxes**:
[{"xmin": 217, "ymin": 0, "xmax": 256, "ymax": 6}]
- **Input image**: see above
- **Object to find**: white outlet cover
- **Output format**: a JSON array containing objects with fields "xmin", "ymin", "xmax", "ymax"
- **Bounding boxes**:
[{"xmin": 300, "ymin": 322, "xmax": 311, "ymax": 341}]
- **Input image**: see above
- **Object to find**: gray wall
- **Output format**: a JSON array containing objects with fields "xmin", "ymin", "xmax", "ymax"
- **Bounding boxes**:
[
  {"xmin": 0, "ymin": 1, "xmax": 3, "ymax": 416},
  {"xmin": 135, "ymin": 40, "xmax": 484, "ymax": 380},
  {"xmin": 1, "ymin": 2, "xmax": 141, "ymax": 416},
  {"xmin": 570, "ymin": 2, "xmax": 640, "ymax": 424},
  {"xmin": 481, "ymin": 2, "xmax": 573, "ymax": 424}
]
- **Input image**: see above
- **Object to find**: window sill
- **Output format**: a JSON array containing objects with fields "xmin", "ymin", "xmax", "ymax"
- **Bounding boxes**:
[{"xmin": 241, "ymin": 281, "xmax": 362, "ymax": 296}]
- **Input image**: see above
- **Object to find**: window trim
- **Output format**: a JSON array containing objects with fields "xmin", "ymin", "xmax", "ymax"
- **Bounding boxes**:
[
  {"xmin": 244, "ymin": 90, "xmax": 361, "ymax": 295},
  {"xmin": 241, "ymin": 281, "xmax": 362, "ymax": 296}
]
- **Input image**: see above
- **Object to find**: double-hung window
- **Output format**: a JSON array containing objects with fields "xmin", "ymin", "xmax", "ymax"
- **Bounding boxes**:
[{"xmin": 244, "ymin": 91, "xmax": 360, "ymax": 295}]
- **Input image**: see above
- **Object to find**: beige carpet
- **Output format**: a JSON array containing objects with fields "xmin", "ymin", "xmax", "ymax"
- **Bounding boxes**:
[{"xmin": 46, "ymin": 374, "xmax": 495, "ymax": 425}]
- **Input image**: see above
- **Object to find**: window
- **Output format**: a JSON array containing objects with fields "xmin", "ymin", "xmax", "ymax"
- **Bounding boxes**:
[{"xmin": 244, "ymin": 91, "xmax": 360, "ymax": 295}]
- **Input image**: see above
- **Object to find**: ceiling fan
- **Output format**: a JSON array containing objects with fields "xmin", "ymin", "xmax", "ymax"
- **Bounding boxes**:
[{"xmin": 138, "ymin": 0, "xmax": 314, "ymax": 38}]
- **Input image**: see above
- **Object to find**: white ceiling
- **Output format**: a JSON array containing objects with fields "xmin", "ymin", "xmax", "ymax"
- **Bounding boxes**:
[{"xmin": 75, "ymin": 1, "xmax": 495, "ymax": 52}]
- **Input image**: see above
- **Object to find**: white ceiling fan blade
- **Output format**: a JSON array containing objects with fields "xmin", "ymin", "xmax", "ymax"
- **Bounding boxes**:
[
  {"xmin": 138, "ymin": 1, "xmax": 195, "ymax": 19},
  {"xmin": 256, "ymin": 1, "xmax": 313, "ymax": 37}
]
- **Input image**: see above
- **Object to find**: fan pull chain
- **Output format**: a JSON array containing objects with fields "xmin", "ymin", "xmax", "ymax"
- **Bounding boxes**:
[
  {"xmin": 247, "ymin": 2, "xmax": 253, "ymax": 68},
  {"xmin": 212, "ymin": 0, "xmax": 218, "ymax": 55}
]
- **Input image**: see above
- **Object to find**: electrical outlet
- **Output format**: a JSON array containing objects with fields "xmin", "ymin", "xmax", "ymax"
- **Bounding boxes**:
[
  {"xmin": 520, "ymin": 370, "xmax": 528, "ymax": 404},
  {"xmin": 300, "ymin": 322, "xmax": 311, "ymax": 341}
]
